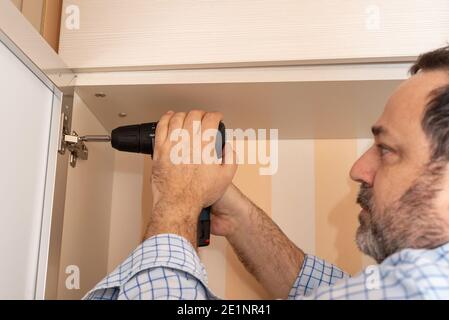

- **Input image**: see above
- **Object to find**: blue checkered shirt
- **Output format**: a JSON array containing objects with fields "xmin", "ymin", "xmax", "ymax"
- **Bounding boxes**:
[{"xmin": 84, "ymin": 234, "xmax": 449, "ymax": 300}]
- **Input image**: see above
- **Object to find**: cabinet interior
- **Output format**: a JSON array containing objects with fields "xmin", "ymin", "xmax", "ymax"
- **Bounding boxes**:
[{"xmin": 56, "ymin": 78, "xmax": 396, "ymax": 299}]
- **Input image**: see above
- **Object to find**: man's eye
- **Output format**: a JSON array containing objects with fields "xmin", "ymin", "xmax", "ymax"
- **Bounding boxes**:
[{"xmin": 377, "ymin": 144, "xmax": 391, "ymax": 157}]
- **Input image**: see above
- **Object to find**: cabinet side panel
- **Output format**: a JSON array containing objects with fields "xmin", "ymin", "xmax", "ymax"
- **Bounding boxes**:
[
  {"xmin": 57, "ymin": 93, "xmax": 115, "ymax": 299},
  {"xmin": 107, "ymin": 151, "xmax": 144, "ymax": 273}
]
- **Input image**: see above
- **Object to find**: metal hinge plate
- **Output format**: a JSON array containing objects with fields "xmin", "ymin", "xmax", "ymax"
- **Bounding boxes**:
[
  {"xmin": 57, "ymin": 97, "xmax": 110, "ymax": 168},
  {"xmin": 58, "ymin": 101, "xmax": 88, "ymax": 168},
  {"xmin": 64, "ymin": 131, "xmax": 88, "ymax": 168}
]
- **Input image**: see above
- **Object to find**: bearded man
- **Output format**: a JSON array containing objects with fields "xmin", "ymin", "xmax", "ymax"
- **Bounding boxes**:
[{"xmin": 86, "ymin": 46, "xmax": 449, "ymax": 300}]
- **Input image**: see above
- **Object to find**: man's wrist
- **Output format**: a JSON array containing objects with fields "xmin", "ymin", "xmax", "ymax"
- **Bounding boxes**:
[
  {"xmin": 145, "ymin": 198, "xmax": 203, "ymax": 246},
  {"xmin": 224, "ymin": 190, "xmax": 253, "ymax": 241}
]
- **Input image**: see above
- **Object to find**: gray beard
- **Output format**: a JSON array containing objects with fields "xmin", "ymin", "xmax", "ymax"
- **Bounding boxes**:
[
  {"xmin": 356, "ymin": 214, "xmax": 388, "ymax": 263},
  {"xmin": 355, "ymin": 161, "xmax": 449, "ymax": 263}
]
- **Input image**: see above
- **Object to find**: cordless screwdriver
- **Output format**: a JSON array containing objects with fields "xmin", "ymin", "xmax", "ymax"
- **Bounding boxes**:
[{"xmin": 95, "ymin": 121, "xmax": 227, "ymax": 247}]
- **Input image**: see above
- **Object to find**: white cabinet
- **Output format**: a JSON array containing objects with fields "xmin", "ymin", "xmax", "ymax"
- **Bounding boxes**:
[
  {"xmin": 0, "ymin": 28, "xmax": 61, "ymax": 300},
  {"xmin": 59, "ymin": 0, "xmax": 449, "ymax": 70}
]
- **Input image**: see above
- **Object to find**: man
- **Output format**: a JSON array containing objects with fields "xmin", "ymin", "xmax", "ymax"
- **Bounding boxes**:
[{"xmin": 85, "ymin": 46, "xmax": 449, "ymax": 300}]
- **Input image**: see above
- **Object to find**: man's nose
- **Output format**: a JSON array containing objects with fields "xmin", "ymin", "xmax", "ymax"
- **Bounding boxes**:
[{"xmin": 350, "ymin": 146, "xmax": 378, "ymax": 186}]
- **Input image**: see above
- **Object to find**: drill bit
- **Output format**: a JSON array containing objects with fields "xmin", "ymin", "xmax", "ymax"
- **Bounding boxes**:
[{"xmin": 79, "ymin": 135, "xmax": 111, "ymax": 142}]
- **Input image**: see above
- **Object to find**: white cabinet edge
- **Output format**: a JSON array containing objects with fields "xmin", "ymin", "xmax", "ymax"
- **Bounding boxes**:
[
  {"xmin": 35, "ymin": 93, "xmax": 63, "ymax": 300},
  {"xmin": 73, "ymin": 62, "xmax": 412, "ymax": 87}
]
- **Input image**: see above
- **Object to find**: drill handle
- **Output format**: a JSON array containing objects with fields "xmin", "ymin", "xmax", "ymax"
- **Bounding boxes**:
[
  {"xmin": 197, "ymin": 122, "xmax": 225, "ymax": 247},
  {"xmin": 198, "ymin": 207, "xmax": 211, "ymax": 247}
]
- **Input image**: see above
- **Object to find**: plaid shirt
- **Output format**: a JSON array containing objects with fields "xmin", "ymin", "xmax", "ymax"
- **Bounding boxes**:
[{"xmin": 84, "ymin": 234, "xmax": 449, "ymax": 300}]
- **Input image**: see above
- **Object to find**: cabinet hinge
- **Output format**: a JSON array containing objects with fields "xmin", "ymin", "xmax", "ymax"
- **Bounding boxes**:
[
  {"xmin": 58, "ymin": 98, "xmax": 111, "ymax": 168},
  {"xmin": 62, "ymin": 131, "xmax": 89, "ymax": 168},
  {"xmin": 57, "ymin": 100, "xmax": 88, "ymax": 168}
]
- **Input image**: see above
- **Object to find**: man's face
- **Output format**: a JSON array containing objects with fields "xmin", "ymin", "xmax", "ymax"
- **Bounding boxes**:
[{"xmin": 350, "ymin": 70, "xmax": 449, "ymax": 263}]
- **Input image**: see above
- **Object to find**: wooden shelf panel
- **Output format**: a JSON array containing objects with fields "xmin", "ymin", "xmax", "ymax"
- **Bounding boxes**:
[
  {"xmin": 60, "ymin": 0, "xmax": 449, "ymax": 71},
  {"xmin": 76, "ymin": 79, "xmax": 401, "ymax": 139}
]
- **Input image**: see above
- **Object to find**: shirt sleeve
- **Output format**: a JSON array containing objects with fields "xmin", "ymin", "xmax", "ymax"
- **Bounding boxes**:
[
  {"xmin": 84, "ymin": 234, "xmax": 218, "ymax": 300},
  {"xmin": 288, "ymin": 254, "xmax": 349, "ymax": 299},
  {"xmin": 289, "ymin": 254, "xmax": 432, "ymax": 299},
  {"xmin": 85, "ymin": 234, "xmax": 350, "ymax": 300},
  {"xmin": 85, "ymin": 233, "xmax": 449, "ymax": 300}
]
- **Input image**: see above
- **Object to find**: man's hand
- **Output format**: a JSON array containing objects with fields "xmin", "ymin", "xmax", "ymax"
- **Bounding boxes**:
[
  {"xmin": 211, "ymin": 184, "xmax": 250, "ymax": 237},
  {"xmin": 145, "ymin": 110, "xmax": 237, "ymax": 247}
]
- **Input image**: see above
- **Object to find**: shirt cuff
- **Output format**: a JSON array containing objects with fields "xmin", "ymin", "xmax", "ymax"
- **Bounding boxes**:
[
  {"xmin": 83, "ymin": 234, "xmax": 208, "ymax": 298},
  {"xmin": 288, "ymin": 254, "xmax": 348, "ymax": 298}
]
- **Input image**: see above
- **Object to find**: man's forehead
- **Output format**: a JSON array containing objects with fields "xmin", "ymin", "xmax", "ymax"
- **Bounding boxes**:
[{"xmin": 374, "ymin": 70, "xmax": 449, "ymax": 139}]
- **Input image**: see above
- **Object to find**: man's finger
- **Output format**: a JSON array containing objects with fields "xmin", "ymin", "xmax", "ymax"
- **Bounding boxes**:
[
  {"xmin": 202, "ymin": 111, "xmax": 223, "ymax": 130},
  {"xmin": 183, "ymin": 110, "xmax": 206, "ymax": 133},
  {"xmin": 167, "ymin": 112, "xmax": 187, "ymax": 138},
  {"xmin": 155, "ymin": 110, "xmax": 174, "ymax": 149}
]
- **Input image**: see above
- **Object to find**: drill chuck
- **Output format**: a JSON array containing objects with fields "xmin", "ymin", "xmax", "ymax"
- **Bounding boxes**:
[{"xmin": 111, "ymin": 122, "xmax": 157, "ymax": 155}]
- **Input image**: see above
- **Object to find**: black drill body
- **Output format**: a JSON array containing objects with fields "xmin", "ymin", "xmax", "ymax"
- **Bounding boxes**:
[{"xmin": 111, "ymin": 122, "xmax": 226, "ymax": 247}]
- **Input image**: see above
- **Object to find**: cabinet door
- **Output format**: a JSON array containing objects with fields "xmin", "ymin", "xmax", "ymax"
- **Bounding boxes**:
[{"xmin": 0, "ymin": 31, "xmax": 61, "ymax": 299}]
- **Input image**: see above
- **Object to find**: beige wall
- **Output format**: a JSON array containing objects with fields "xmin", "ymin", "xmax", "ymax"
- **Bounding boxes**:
[
  {"xmin": 225, "ymin": 161, "xmax": 273, "ymax": 299},
  {"xmin": 315, "ymin": 140, "xmax": 362, "ymax": 275},
  {"xmin": 10, "ymin": 0, "xmax": 62, "ymax": 51},
  {"xmin": 42, "ymin": 0, "xmax": 63, "ymax": 51},
  {"xmin": 21, "ymin": 0, "xmax": 44, "ymax": 33},
  {"xmin": 10, "ymin": 0, "xmax": 45, "ymax": 34},
  {"xmin": 107, "ymin": 151, "xmax": 145, "ymax": 272},
  {"xmin": 272, "ymin": 140, "xmax": 316, "ymax": 254}
]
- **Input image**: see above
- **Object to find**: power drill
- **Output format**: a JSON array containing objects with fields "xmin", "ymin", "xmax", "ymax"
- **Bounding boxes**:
[{"xmin": 108, "ymin": 121, "xmax": 226, "ymax": 247}]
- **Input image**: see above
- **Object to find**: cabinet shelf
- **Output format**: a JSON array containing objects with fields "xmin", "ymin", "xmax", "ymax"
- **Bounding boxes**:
[{"xmin": 75, "ymin": 73, "xmax": 402, "ymax": 139}]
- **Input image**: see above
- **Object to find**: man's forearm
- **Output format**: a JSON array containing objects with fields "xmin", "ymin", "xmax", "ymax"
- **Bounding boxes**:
[
  {"xmin": 145, "ymin": 197, "xmax": 202, "ymax": 247},
  {"xmin": 226, "ymin": 187, "xmax": 305, "ymax": 299}
]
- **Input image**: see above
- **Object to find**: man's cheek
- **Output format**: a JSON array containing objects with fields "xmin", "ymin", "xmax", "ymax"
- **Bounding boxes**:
[
  {"xmin": 374, "ymin": 166, "xmax": 406, "ymax": 203},
  {"xmin": 373, "ymin": 178, "xmax": 395, "ymax": 212}
]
